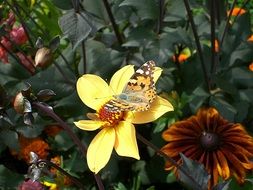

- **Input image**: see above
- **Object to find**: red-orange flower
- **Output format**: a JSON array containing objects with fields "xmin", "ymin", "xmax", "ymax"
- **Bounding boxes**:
[
  {"xmin": 249, "ymin": 63, "xmax": 253, "ymax": 71},
  {"xmin": 11, "ymin": 135, "xmax": 50, "ymax": 163},
  {"xmin": 247, "ymin": 34, "xmax": 253, "ymax": 42},
  {"xmin": 214, "ymin": 39, "xmax": 219, "ymax": 52},
  {"xmin": 161, "ymin": 107, "xmax": 253, "ymax": 190},
  {"xmin": 227, "ymin": 7, "xmax": 246, "ymax": 16}
]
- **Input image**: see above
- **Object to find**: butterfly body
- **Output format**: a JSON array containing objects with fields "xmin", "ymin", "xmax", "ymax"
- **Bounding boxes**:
[{"xmin": 104, "ymin": 60, "xmax": 157, "ymax": 112}]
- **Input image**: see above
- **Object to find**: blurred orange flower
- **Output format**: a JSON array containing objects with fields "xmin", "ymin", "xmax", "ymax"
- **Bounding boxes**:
[
  {"xmin": 247, "ymin": 34, "xmax": 253, "ymax": 42},
  {"xmin": 11, "ymin": 135, "xmax": 49, "ymax": 163},
  {"xmin": 227, "ymin": 7, "xmax": 246, "ymax": 16},
  {"xmin": 161, "ymin": 107, "xmax": 253, "ymax": 190},
  {"xmin": 249, "ymin": 63, "xmax": 253, "ymax": 71}
]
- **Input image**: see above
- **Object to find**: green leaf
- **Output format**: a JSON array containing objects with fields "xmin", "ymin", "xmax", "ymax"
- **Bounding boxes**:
[
  {"xmin": 164, "ymin": 0, "xmax": 186, "ymax": 22},
  {"xmin": 209, "ymin": 96, "xmax": 237, "ymax": 121},
  {"xmin": 178, "ymin": 153, "xmax": 209, "ymax": 190},
  {"xmin": 231, "ymin": 67, "xmax": 253, "ymax": 88},
  {"xmin": 153, "ymin": 117, "xmax": 168, "ymax": 133},
  {"xmin": 54, "ymin": 131, "xmax": 74, "ymax": 151},
  {"xmin": 59, "ymin": 10, "xmax": 95, "ymax": 50},
  {"xmin": 0, "ymin": 165, "xmax": 22, "ymax": 188},
  {"xmin": 239, "ymin": 89, "xmax": 253, "ymax": 102},
  {"xmin": 85, "ymin": 40, "xmax": 125, "ymax": 79},
  {"xmin": 0, "ymin": 130, "xmax": 19, "ymax": 150},
  {"xmin": 120, "ymin": 0, "xmax": 158, "ymax": 20},
  {"xmin": 52, "ymin": 0, "xmax": 73, "ymax": 10},
  {"xmin": 123, "ymin": 26, "xmax": 156, "ymax": 47}
]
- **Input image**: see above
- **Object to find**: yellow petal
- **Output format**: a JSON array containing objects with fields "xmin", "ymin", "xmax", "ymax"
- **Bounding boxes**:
[
  {"xmin": 154, "ymin": 67, "xmax": 162, "ymax": 83},
  {"xmin": 76, "ymin": 74, "xmax": 113, "ymax": 110},
  {"xmin": 74, "ymin": 120, "xmax": 105, "ymax": 131},
  {"xmin": 132, "ymin": 96, "xmax": 174, "ymax": 124},
  {"xmin": 109, "ymin": 65, "xmax": 134, "ymax": 94},
  {"xmin": 114, "ymin": 121, "xmax": 140, "ymax": 159},
  {"xmin": 87, "ymin": 128, "xmax": 115, "ymax": 174}
]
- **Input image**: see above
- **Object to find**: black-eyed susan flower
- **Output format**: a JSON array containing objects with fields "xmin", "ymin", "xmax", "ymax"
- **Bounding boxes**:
[
  {"xmin": 161, "ymin": 107, "xmax": 253, "ymax": 190},
  {"xmin": 74, "ymin": 64, "xmax": 173, "ymax": 173}
]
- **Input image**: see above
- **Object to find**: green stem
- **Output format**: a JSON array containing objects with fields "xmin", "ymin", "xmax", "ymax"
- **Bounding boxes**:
[
  {"xmin": 102, "ymin": 0, "xmax": 124, "ymax": 45},
  {"xmin": 32, "ymin": 102, "xmax": 105, "ymax": 190},
  {"xmin": 0, "ymin": 41, "xmax": 34, "ymax": 75},
  {"xmin": 136, "ymin": 133, "xmax": 203, "ymax": 190},
  {"xmin": 37, "ymin": 159, "xmax": 84, "ymax": 189},
  {"xmin": 220, "ymin": 0, "xmax": 238, "ymax": 47},
  {"xmin": 156, "ymin": 0, "xmax": 165, "ymax": 34},
  {"xmin": 183, "ymin": 0, "xmax": 211, "ymax": 92},
  {"xmin": 210, "ymin": 0, "xmax": 218, "ymax": 75},
  {"xmin": 81, "ymin": 41, "xmax": 86, "ymax": 74},
  {"xmin": 11, "ymin": 0, "xmax": 34, "ymax": 47}
]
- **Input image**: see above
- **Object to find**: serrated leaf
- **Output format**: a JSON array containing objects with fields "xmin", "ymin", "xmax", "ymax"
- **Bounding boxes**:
[
  {"xmin": 178, "ymin": 153, "xmax": 209, "ymax": 190},
  {"xmin": 59, "ymin": 10, "xmax": 95, "ymax": 50}
]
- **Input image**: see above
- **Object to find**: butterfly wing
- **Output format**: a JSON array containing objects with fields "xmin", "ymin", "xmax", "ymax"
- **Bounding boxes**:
[{"xmin": 104, "ymin": 60, "xmax": 157, "ymax": 112}]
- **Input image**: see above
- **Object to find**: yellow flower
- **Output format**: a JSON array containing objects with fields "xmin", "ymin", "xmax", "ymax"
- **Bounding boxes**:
[{"xmin": 74, "ymin": 65, "xmax": 173, "ymax": 173}]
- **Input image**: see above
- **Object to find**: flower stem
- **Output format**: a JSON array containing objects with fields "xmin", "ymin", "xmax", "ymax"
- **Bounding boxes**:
[
  {"xmin": 156, "ymin": 0, "xmax": 166, "ymax": 34},
  {"xmin": 210, "ymin": 0, "xmax": 218, "ymax": 75},
  {"xmin": 81, "ymin": 41, "xmax": 87, "ymax": 74},
  {"xmin": 183, "ymin": 0, "xmax": 211, "ymax": 92},
  {"xmin": 136, "ymin": 133, "xmax": 202, "ymax": 190},
  {"xmin": 220, "ymin": 0, "xmax": 237, "ymax": 48},
  {"xmin": 102, "ymin": 0, "xmax": 124, "ymax": 45},
  {"xmin": 38, "ymin": 159, "xmax": 84, "ymax": 189},
  {"xmin": 32, "ymin": 102, "xmax": 105, "ymax": 190},
  {"xmin": 10, "ymin": 0, "xmax": 34, "ymax": 47},
  {"xmin": 0, "ymin": 41, "xmax": 34, "ymax": 75}
]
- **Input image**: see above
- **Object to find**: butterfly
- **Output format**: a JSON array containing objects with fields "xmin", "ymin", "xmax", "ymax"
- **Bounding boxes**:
[{"xmin": 104, "ymin": 60, "xmax": 157, "ymax": 112}]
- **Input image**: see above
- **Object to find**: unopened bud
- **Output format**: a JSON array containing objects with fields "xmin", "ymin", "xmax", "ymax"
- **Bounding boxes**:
[{"xmin": 34, "ymin": 47, "xmax": 53, "ymax": 68}]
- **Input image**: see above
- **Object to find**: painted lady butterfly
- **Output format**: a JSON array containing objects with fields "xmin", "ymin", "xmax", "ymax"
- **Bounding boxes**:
[{"xmin": 104, "ymin": 60, "xmax": 157, "ymax": 112}]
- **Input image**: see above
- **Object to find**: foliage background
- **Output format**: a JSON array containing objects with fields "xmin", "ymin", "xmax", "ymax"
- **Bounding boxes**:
[{"xmin": 0, "ymin": 0, "xmax": 253, "ymax": 189}]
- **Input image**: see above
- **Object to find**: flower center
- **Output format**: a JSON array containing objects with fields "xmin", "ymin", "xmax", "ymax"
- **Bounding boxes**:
[
  {"xmin": 200, "ymin": 131, "xmax": 220, "ymax": 151},
  {"xmin": 98, "ymin": 105, "xmax": 124, "ymax": 126}
]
